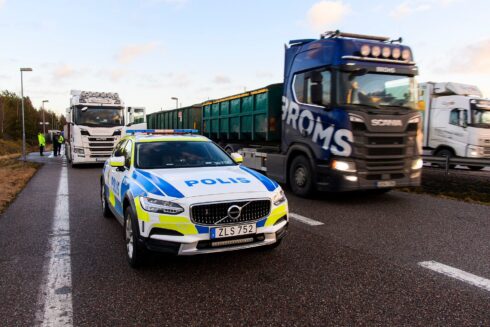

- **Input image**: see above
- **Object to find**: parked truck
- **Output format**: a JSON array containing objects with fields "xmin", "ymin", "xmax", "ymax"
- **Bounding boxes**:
[
  {"xmin": 419, "ymin": 82, "xmax": 490, "ymax": 170},
  {"xmin": 65, "ymin": 90, "xmax": 125, "ymax": 167},
  {"xmin": 148, "ymin": 31, "xmax": 424, "ymax": 196}
]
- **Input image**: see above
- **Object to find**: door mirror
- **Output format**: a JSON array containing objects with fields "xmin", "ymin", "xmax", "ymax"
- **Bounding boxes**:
[
  {"xmin": 230, "ymin": 153, "xmax": 243, "ymax": 164},
  {"xmin": 109, "ymin": 156, "xmax": 125, "ymax": 168}
]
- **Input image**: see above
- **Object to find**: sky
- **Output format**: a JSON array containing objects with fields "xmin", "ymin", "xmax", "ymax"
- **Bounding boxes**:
[{"xmin": 1, "ymin": 0, "xmax": 489, "ymax": 116}]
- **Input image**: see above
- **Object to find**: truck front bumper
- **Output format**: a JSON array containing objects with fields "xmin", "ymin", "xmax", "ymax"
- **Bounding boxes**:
[{"xmin": 315, "ymin": 164, "xmax": 422, "ymax": 192}]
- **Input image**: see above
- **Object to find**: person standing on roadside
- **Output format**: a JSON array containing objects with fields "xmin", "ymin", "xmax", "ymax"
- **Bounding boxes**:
[
  {"xmin": 53, "ymin": 132, "xmax": 59, "ymax": 156},
  {"xmin": 38, "ymin": 132, "xmax": 46, "ymax": 156},
  {"xmin": 58, "ymin": 132, "xmax": 65, "ymax": 156}
]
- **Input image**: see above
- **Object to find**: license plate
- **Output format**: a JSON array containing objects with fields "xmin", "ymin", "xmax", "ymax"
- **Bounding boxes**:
[
  {"xmin": 377, "ymin": 180, "xmax": 396, "ymax": 188},
  {"xmin": 210, "ymin": 224, "xmax": 256, "ymax": 239}
]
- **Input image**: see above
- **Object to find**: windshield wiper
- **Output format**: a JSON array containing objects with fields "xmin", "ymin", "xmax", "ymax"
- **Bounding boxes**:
[{"xmin": 348, "ymin": 103, "xmax": 381, "ymax": 110}]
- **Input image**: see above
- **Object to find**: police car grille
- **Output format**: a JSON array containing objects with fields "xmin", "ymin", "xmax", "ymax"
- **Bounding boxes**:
[{"xmin": 191, "ymin": 200, "xmax": 271, "ymax": 225}]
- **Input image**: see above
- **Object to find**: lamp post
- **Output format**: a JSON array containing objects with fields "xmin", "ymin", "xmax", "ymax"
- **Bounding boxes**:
[
  {"xmin": 171, "ymin": 97, "xmax": 178, "ymax": 109},
  {"xmin": 41, "ymin": 100, "xmax": 49, "ymax": 134},
  {"xmin": 20, "ymin": 67, "xmax": 33, "ymax": 162}
]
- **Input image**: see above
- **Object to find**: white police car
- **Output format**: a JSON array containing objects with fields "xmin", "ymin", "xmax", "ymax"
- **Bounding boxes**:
[{"xmin": 100, "ymin": 129, "xmax": 288, "ymax": 267}]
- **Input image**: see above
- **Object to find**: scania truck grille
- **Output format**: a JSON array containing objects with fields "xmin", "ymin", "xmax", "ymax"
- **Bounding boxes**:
[
  {"xmin": 191, "ymin": 200, "xmax": 271, "ymax": 225},
  {"xmin": 351, "ymin": 123, "xmax": 417, "ymax": 180}
]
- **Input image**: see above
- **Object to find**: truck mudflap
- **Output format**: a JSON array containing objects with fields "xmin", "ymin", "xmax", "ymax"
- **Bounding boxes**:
[{"xmin": 315, "ymin": 164, "xmax": 421, "ymax": 192}]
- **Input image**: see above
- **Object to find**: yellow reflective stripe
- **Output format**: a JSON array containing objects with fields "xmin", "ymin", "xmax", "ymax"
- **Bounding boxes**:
[
  {"xmin": 109, "ymin": 189, "xmax": 116, "ymax": 207},
  {"xmin": 155, "ymin": 215, "xmax": 198, "ymax": 235},
  {"xmin": 265, "ymin": 203, "xmax": 288, "ymax": 227},
  {"xmin": 134, "ymin": 196, "xmax": 150, "ymax": 222}
]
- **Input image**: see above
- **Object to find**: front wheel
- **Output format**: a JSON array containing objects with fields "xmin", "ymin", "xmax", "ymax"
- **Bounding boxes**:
[
  {"xmin": 435, "ymin": 149, "xmax": 456, "ymax": 169},
  {"xmin": 100, "ymin": 182, "xmax": 113, "ymax": 218},
  {"xmin": 124, "ymin": 207, "xmax": 145, "ymax": 268},
  {"xmin": 289, "ymin": 155, "xmax": 314, "ymax": 197}
]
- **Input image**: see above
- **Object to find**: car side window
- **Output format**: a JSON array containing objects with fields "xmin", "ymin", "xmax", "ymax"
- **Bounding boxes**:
[
  {"xmin": 113, "ymin": 139, "xmax": 126, "ymax": 157},
  {"xmin": 123, "ymin": 140, "xmax": 133, "ymax": 168}
]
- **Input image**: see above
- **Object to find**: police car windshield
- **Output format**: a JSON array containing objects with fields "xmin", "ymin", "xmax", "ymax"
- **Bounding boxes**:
[
  {"xmin": 339, "ymin": 73, "xmax": 417, "ymax": 109},
  {"xmin": 135, "ymin": 141, "xmax": 235, "ymax": 169}
]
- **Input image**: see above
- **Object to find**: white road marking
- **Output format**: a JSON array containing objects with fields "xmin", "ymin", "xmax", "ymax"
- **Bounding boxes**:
[
  {"xmin": 290, "ymin": 212, "xmax": 324, "ymax": 226},
  {"xmin": 419, "ymin": 261, "xmax": 490, "ymax": 292},
  {"xmin": 36, "ymin": 162, "xmax": 73, "ymax": 326}
]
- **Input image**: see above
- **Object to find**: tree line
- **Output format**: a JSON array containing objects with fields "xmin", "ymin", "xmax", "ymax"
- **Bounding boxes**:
[{"xmin": 0, "ymin": 91, "xmax": 66, "ymax": 144}]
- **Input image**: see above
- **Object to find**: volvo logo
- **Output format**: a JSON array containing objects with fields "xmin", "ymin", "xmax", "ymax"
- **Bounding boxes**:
[{"xmin": 227, "ymin": 205, "xmax": 242, "ymax": 220}]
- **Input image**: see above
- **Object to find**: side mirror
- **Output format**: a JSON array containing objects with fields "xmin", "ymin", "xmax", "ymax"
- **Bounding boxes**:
[
  {"xmin": 109, "ymin": 156, "xmax": 125, "ymax": 168},
  {"xmin": 230, "ymin": 153, "xmax": 243, "ymax": 164}
]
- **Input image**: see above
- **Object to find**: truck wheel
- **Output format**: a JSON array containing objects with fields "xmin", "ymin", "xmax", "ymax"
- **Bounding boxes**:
[
  {"xmin": 435, "ymin": 149, "xmax": 455, "ymax": 169},
  {"xmin": 289, "ymin": 155, "xmax": 314, "ymax": 197},
  {"xmin": 124, "ymin": 206, "xmax": 145, "ymax": 268},
  {"xmin": 100, "ymin": 182, "xmax": 113, "ymax": 218},
  {"xmin": 468, "ymin": 166, "xmax": 484, "ymax": 171}
]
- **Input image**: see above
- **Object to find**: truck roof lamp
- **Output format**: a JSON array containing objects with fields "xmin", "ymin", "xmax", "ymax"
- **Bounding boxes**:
[
  {"xmin": 401, "ymin": 49, "xmax": 411, "ymax": 61},
  {"xmin": 322, "ymin": 30, "xmax": 390, "ymax": 42},
  {"xmin": 392, "ymin": 48, "xmax": 401, "ymax": 59}
]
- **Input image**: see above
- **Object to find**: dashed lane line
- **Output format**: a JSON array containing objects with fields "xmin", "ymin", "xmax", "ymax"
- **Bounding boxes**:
[
  {"xmin": 419, "ymin": 261, "xmax": 490, "ymax": 292},
  {"xmin": 35, "ymin": 159, "xmax": 73, "ymax": 326},
  {"xmin": 290, "ymin": 212, "xmax": 324, "ymax": 226}
]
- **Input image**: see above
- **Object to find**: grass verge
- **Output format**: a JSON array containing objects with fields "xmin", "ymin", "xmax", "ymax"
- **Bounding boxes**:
[
  {"xmin": 0, "ymin": 156, "xmax": 41, "ymax": 214},
  {"xmin": 401, "ymin": 168, "xmax": 490, "ymax": 206}
]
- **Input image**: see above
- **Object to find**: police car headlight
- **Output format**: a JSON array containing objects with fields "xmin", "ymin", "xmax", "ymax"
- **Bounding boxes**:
[
  {"xmin": 272, "ymin": 189, "xmax": 286, "ymax": 206},
  {"xmin": 140, "ymin": 197, "xmax": 184, "ymax": 215}
]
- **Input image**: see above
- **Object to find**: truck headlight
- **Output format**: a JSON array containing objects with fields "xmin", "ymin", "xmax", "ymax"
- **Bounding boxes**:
[
  {"xmin": 140, "ymin": 197, "xmax": 184, "ymax": 215},
  {"xmin": 332, "ymin": 160, "xmax": 356, "ymax": 173},
  {"xmin": 272, "ymin": 189, "xmax": 286, "ymax": 206},
  {"xmin": 74, "ymin": 147, "xmax": 85, "ymax": 154},
  {"xmin": 468, "ymin": 145, "xmax": 484, "ymax": 157},
  {"xmin": 411, "ymin": 158, "xmax": 423, "ymax": 170}
]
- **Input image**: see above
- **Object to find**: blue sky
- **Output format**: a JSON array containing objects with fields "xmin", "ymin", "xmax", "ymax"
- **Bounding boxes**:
[{"xmin": 1, "ymin": 0, "xmax": 489, "ymax": 115}]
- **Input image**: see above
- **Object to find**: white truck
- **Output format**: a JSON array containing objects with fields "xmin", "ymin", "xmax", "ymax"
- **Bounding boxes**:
[
  {"xmin": 65, "ymin": 90, "xmax": 125, "ymax": 167},
  {"xmin": 419, "ymin": 82, "xmax": 490, "ymax": 170}
]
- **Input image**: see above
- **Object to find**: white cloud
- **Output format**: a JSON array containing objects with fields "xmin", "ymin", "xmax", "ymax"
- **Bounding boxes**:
[
  {"xmin": 390, "ymin": 0, "xmax": 459, "ymax": 19},
  {"xmin": 306, "ymin": 1, "xmax": 350, "ymax": 33},
  {"xmin": 53, "ymin": 64, "xmax": 75, "ymax": 79},
  {"xmin": 448, "ymin": 39, "xmax": 490, "ymax": 74},
  {"xmin": 213, "ymin": 75, "xmax": 231, "ymax": 84},
  {"xmin": 117, "ymin": 42, "xmax": 158, "ymax": 64}
]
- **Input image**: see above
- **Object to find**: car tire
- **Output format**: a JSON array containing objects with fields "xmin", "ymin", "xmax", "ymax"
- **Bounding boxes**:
[
  {"xmin": 289, "ymin": 155, "xmax": 314, "ymax": 197},
  {"xmin": 100, "ymin": 182, "xmax": 113, "ymax": 218},
  {"xmin": 124, "ymin": 206, "xmax": 145, "ymax": 268}
]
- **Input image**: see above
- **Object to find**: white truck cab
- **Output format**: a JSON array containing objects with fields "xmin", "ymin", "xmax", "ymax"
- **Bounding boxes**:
[
  {"xmin": 419, "ymin": 82, "xmax": 490, "ymax": 168},
  {"xmin": 65, "ymin": 90, "xmax": 125, "ymax": 166}
]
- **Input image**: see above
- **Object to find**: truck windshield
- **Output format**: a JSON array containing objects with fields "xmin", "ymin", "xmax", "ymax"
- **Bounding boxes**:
[
  {"xmin": 470, "ymin": 100, "xmax": 490, "ymax": 128},
  {"xmin": 339, "ymin": 72, "xmax": 417, "ymax": 109},
  {"xmin": 135, "ymin": 141, "xmax": 235, "ymax": 169},
  {"xmin": 74, "ymin": 106, "xmax": 124, "ymax": 127}
]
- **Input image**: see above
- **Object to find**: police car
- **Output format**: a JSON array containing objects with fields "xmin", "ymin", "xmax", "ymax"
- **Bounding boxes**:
[{"xmin": 100, "ymin": 129, "xmax": 288, "ymax": 267}]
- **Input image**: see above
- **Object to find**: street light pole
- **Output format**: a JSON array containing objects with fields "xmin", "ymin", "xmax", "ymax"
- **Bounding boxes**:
[
  {"xmin": 42, "ymin": 100, "xmax": 49, "ymax": 135},
  {"xmin": 171, "ymin": 97, "xmax": 179, "ymax": 109},
  {"xmin": 20, "ymin": 67, "xmax": 33, "ymax": 162}
]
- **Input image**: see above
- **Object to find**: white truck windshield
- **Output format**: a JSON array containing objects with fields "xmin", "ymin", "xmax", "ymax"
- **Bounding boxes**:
[
  {"xmin": 471, "ymin": 100, "xmax": 490, "ymax": 128},
  {"xmin": 339, "ymin": 72, "xmax": 417, "ymax": 109},
  {"xmin": 74, "ymin": 106, "xmax": 124, "ymax": 127}
]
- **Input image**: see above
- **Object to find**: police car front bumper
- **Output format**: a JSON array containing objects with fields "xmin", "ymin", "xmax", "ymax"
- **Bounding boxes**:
[{"xmin": 138, "ymin": 219, "xmax": 288, "ymax": 255}]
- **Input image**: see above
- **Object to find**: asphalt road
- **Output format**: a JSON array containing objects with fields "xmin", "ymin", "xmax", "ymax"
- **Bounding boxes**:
[{"xmin": 1, "ymin": 153, "xmax": 490, "ymax": 326}]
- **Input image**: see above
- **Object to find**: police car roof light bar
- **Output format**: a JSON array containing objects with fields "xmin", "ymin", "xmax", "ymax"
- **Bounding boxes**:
[{"xmin": 126, "ymin": 129, "xmax": 199, "ymax": 135}]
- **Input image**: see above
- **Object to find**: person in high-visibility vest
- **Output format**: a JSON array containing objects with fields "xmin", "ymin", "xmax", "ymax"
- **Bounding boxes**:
[
  {"xmin": 58, "ymin": 133, "xmax": 65, "ymax": 156},
  {"xmin": 38, "ymin": 132, "xmax": 46, "ymax": 156}
]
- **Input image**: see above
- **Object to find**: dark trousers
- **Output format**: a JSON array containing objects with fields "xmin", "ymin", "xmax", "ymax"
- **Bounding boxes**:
[
  {"xmin": 40, "ymin": 145, "xmax": 44, "ymax": 156},
  {"xmin": 53, "ymin": 144, "xmax": 59, "ymax": 156}
]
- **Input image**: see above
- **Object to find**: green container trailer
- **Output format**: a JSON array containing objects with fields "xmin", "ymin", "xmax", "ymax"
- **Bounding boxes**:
[
  {"xmin": 202, "ymin": 84, "xmax": 283, "ymax": 142},
  {"xmin": 147, "ymin": 105, "xmax": 202, "ymax": 131}
]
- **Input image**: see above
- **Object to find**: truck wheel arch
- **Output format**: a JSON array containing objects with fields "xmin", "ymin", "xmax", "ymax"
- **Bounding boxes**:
[
  {"xmin": 286, "ymin": 144, "xmax": 317, "ymax": 184},
  {"xmin": 434, "ymin": 146, "xmax": 455, "ymax": 157}
]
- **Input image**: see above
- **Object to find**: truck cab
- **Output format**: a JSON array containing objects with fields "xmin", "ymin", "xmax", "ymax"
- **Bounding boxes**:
[
  {"xmin": 65, "ymin": 90, "xmax": 125, "ymax": 166},
  {"xmin": 272, "ymin": 31, "xmax": 423, "ymax": 195},
  {"xmin": 419, "ymin": 82, "xmax": 490, "ymax": 165}
]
